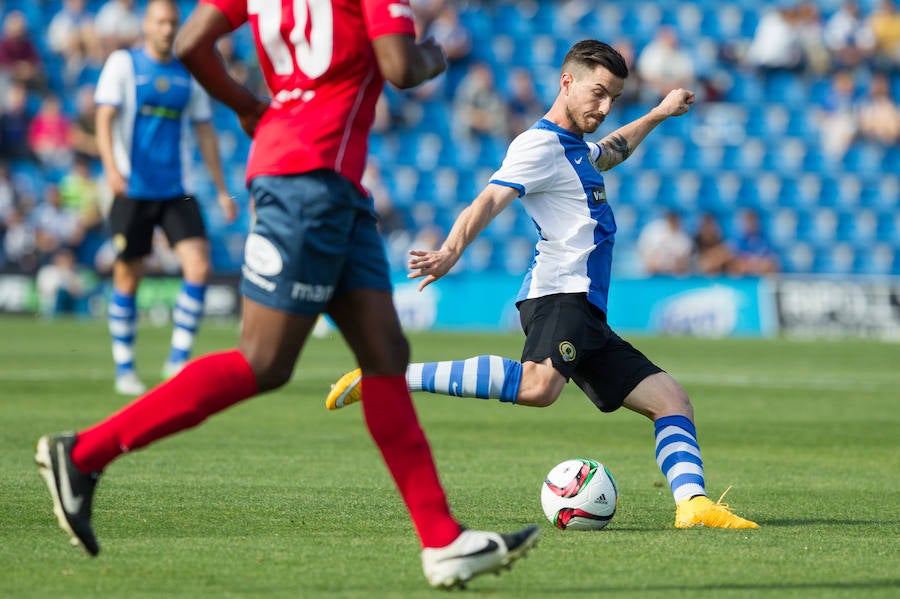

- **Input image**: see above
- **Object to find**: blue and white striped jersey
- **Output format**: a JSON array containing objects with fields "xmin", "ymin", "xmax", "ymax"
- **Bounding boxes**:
[
  {"xmin": 94, "ymin": 48, "xmax": 213, "ymax": 200},
  {"xmin": 489, "ymin": 119, "xmax": 617, "ymax": 315}
]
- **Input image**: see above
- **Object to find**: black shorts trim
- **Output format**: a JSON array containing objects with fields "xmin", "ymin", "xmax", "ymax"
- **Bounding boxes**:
[
  {"xmin": 518, "ymin": 293, "xmax": 663, "ymax": 412},
  {"xmin": 108, "ymin": 195, "xmax": 207, "ymax": 259}
]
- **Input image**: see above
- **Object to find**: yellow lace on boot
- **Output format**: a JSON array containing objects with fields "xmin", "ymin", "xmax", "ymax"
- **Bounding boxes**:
[
  {"xmin": 674, "ymin": 487, "xmax": 760, "ymax": 529},
  {"xmin": 325, "ymin": 369, "xmax": 362, "ymax": 410}
]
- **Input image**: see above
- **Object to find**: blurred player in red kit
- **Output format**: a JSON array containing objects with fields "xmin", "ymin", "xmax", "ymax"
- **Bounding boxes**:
[{"xmin": 35, "ymin": 0, "xmax": 538, "ymax": 588}]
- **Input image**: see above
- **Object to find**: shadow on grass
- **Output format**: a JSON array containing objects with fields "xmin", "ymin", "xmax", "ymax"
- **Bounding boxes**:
[
  {"xmin": 757, "ymin": 518, "xmax": 899, "ymax": 527},
  {"xmin": 512, "ymin": 579, "xmax": 900, "ymax": 595}
]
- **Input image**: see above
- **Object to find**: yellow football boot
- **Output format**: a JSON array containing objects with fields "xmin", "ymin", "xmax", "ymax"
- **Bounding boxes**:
[
  {"xmin": 325, "ymin": 369, "xmax": 362, "ymax": 410},
  {"xmin": 675, "ymin": 488, "xmax": 759, "ymax": 529}
]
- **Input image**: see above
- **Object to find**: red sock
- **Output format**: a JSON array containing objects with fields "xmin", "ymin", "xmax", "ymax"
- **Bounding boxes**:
[
  {"xmin": 361, "ymin": 375, "xmax": 461, "ymax": 549},
  {"xmin": 72, "ymin": 350, "xmax": 258, "ymax": 473}
]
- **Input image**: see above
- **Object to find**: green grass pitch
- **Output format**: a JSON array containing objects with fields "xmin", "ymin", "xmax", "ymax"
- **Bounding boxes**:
[{"xmin": 1, "ymin": 316, "xmax": 898, "ymax": 598}]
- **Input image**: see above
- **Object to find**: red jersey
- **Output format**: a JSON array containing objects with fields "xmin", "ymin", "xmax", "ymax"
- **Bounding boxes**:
[{"xmin": 202, "ymin": 0, "xmax": 416, "ymax": 192}]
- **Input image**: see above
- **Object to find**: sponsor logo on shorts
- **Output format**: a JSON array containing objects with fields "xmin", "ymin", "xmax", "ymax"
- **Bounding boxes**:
[
  {"xmin": 113, "ymin": 234, "xmax": 127, "ymax": 253},
  {"xmin": 244, "ymin": 233, "xmax": 283, "ymax": 276},
  {"xmin": 291, "ymin": 282, "xmax": 334, "ymax": 303},
  {"xmin": 558, "ymin": 341, "xmax": 576, "ymax": 362},
  {"xmin": 242, "ymin": 265, "xmax": 276, "ymax": 292}
]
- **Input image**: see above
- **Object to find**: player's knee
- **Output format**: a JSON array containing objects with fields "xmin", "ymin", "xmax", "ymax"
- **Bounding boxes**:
[
  {"xmin": 656, "ymin": 381, "xmax": 693, "ymax": 420},
  {"xmin": 517, "ymin": 385, "xmax": 560, "ymax": 408},
  {"xmin": 242, "ymin": 350, "xmax": 295, "ymax": 392},
  {"xmin": 182, "ymin": 260, "xmax": 210, "ymax": 283},
  {"xmin": 252, "ymin": 363, "xmax": 294, "ymax": 392}
]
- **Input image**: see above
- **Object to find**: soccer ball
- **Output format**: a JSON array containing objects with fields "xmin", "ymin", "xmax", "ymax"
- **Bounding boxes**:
[{"xmin": 540, "ymin": 458, "xmax": 618, "ymax": 530}]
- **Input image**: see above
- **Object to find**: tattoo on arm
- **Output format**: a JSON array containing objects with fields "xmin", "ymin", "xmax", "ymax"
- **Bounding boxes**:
[{"xmin": 598, "ymin": 134, "xmax": 631, "ymax": 168}]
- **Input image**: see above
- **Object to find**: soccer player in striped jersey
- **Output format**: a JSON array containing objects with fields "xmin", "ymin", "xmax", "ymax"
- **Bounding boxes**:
[
  {"xmin": 326, "ymin": 40, "xmax": 758, "ymax": 530},
  {"xmin": 94, "ymin": 0, "xmax": 236, "ymax": 395},
  {"xmin": 36, "ymin": 0, "xmax": 538, "ymax": 589}
]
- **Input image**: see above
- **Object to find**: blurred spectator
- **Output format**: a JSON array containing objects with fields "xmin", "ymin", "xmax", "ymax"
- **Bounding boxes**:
[
  {"xmin": 825, "ymin": 0, "xmax": 876, "ymax": 70},
  {"xmin": 746, "ymin": 5, "xmax": 805, "ymax": 74},
  {"xmin": 27, "ymin": 94, "xmax": 75, "ymax": 172},
  {"xmin": 452, "ymin": 62, "xmax": 508, "ymax": 140},
  {"xmin": 47, "ymin": 0, "xmax": 97, "ymax": 56},
  {"xmin": 33, "ymin": 184, "xmax": 85, "ymax": 262},
  {"xmin": 58, "ymin": 155, "xmax": 107, "ymax": 265},
  {"xmin": 612, "ymin": 39, "xmax": 640, "ymax": 105},
  {"xmin": 505, "ymin": 68, "xmax": 545, "ymax": 138},
  {"xmin": 36, "ymin": 246, "xmax": 94, "ymax": 317},
  {"xmin": 636, "ymin": 27, "xmax": 696, "ymax": 104},
  {"xmin": 3, "ymin": 205, "xmax": 38, "ymax": 272},
  {"xmin": 858, "ymin": 72, "xmax": 900, "ymax": 144},
  {"xmin": 559, "ymin": 0, "xmax": 593, "ymax": 28},
  {"xmin": 370, "ymin": 91, "xmax": 394, "ymax": 134},
  {"xmin": 426, "ymin": 4, "xmax": 472, "ymax": 67},
  {"xmin": 869, "ymin": 0, "xmax": 900, "ymax": 70},
  {"xmin": 0, "ymin": 81, "xmax": 34, "ymax": 161},
  {"xmin": 693, "ymin": 212, "xmax": 734, "ymax": 275},
  {"xmin": 637, "ymin": 210, "xmax": 693, "ymax": 275},
  {"xmin": 817, "ymin": 69, "xmax": 859, "ymax": 160},
  {"xmin": 48, "ymin": 0, "xmax": 104, "ymax": 89},
  {"xmin": 71, "ymin": 84, "xmax": 100, "ymax": 162},
  {"xmin": 728, "ymin": 209, "xmax": 780, "ymax": 275},
  {"xmin": 0, "ymin": 10, "xmax": 45, "ymax": 91},
  {"xmin": 216, "ymin": 35, "xmax": 262, "ymax": 93},
  {"xmin": 95, "ymin": 0, "xmax": 141, "ymax": 57},
  {"xmin": 410, "ymin": 0, "xmax": 447, "ymax": 30},
  {"xmin": 794, "ymin": 1, "xmax": 831, "ymax": 75},
  {"xmin": 0, "ymin": 161, "xmax": 17, "ymax": 223},
  {"xmin": 0, "ymin": 160, "xmax": 19, "ymax": 265},
  {"xmin": 58, "ymin": 156, "xmax": 104, "ymax": 228},
  {"xmin": 363, "ymin": 158, "xmax": 406, "ymax": 236}
]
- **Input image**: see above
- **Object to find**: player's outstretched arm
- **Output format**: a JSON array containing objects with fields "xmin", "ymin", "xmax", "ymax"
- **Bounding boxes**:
[
  {"xmin": 408, "ymin": 184, "xmax": 518, "ymax": 290},
  {"xmin": 174, "ymin": 4, "xmax": 268, "ymax": 137},
  {"xmin": 591, "ymin": 88, "xmax": 695, "ymax": 172}
]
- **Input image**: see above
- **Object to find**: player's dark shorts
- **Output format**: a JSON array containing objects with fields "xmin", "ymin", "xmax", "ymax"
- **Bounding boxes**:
[
  {"xmin": 518, "ymin": 293, "xmax": 663, "ymax": 412},
  {"xmin": 242, "ymin": 170, "xmax": 391, "ymax": 316},
  {"xmin": 108, "ymin": 194, "xmax": 207, "ymax": 259}
]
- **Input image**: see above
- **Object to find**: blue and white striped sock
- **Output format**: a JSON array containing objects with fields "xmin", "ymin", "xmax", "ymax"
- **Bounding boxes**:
[
  {"xmin": 167, "ymin": 282, "xmax": 206, "ymax": 366},
  {"xmin": 407, "ymin": 356, "xmax": 522, "ymax": 403},
  {"xmin": 109, "ymin": 290, "xmax": 137, "ymax": 377},
  {"xmin": 654, "ymin": 415, "xmax": 706, "ymax": 503}
]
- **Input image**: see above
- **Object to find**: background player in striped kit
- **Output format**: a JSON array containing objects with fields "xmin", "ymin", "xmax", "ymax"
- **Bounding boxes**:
[
  {"xmin": 95, "ymin": 0, "xmax": 235, "ymax": 395},
  {"xmin": 327, "ymin": 40, "xmax": 758, "ymax": 530}
]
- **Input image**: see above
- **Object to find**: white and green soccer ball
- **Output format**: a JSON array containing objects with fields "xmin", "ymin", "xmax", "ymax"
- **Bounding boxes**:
[{"xmin": 541, "ymin": 458, "xmax": 618, "ymax": 530}]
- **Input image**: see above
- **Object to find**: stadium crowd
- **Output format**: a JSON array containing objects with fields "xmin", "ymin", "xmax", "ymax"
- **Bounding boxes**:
[{"xmin": 1, "ymin": 0, "xmax": 899, "ymax": 315}]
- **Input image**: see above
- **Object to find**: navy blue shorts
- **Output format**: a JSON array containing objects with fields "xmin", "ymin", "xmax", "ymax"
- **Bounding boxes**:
[{"xmin": 241, "ymin": 171, "xmax": 391, "ymax": 316}]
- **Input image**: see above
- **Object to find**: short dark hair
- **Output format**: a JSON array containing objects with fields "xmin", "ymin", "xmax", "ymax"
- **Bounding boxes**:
[{"xmin": 561, "ymin": 40, "xmax": 628, "ymax": 79}]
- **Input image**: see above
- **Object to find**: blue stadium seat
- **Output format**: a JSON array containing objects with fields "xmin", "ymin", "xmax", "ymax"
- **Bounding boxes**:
[
  {"xmin": 876, "ymin": 210, "xmax": 900, "ymax": 244},
  {"xmin": 883, "ymin": 145, "xmax": 900, "ymax": 173},
  {"xmin": 842, "ymin": 143, "xmax": 885, "ymax": 176},
  {"xmin": 843, "ymin": 208, "xmax": 878, "ymax": 246},
  {"xmin": 671, "ymin": 171, "xmax": 701, "ymax": 212},
  {"xmin": 813, "ymin": 244, "xmax": 855, "ymax": 275},
  {"xmin": 782, "ymin": 241, "xmax": 815, "ymax": 274},
  {"xmin": 726, "ymin": 71, "xmax": 764, "ymax": 105},
  {"xmin": 769, "ymin": 207, "xmax": 798, "ymax": 250},
  {"xmin": 807, "ymin": 207, "xmax": 839, "ymax": 248},
  {"xmin": 855, "ymin": 244, "xmax": 896, "ymax": 275}
]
